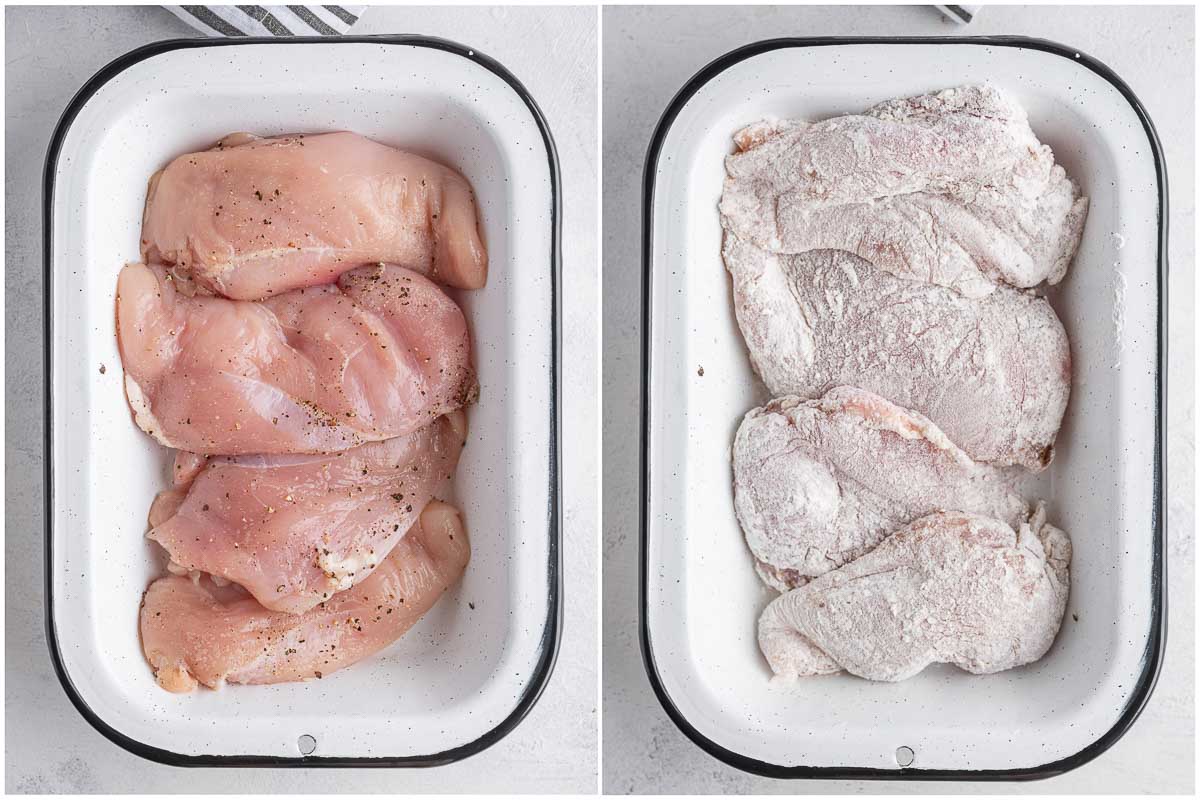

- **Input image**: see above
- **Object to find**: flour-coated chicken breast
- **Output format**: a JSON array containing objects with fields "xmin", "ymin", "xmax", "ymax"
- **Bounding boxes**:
[
  {"xmin": 758, "ymin": 506, "xmax": 1070, "ymax": 681},
  {"xmin": 723, "ymin": 238, "xmax": 1070, "ymax": 471},
  {"xmin": 734, "ymin": 387, "xmax": 1027, "ymax": 591},
  {"xmin": 720, "ymin": 85, "xmax": 1087, "ymax": 298}
]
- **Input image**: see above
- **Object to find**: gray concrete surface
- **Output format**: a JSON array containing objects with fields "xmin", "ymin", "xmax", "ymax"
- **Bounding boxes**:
[
  {"xmin": 602, "ymin": 4, "xmax": 1194, "ymax": 794},
  {"xmin": 5, "ymin": 5, "xmax": 598, "ymax": 793}
]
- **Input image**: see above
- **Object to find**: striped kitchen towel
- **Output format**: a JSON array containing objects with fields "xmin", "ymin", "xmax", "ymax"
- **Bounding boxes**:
[
  {"xmin": 166, "ymin": 6, "xmax": 366, "ymax": 37},
  {"xmin": 935, "ymin": 5, "xmax": 982, "ymax": 24}
]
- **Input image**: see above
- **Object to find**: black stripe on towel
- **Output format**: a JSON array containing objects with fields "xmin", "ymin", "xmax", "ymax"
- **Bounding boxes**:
[
  {"xmin": 945, "ymin": 5, "xmax": 974, "ymax": 22},
  {"xmin": 237, "ymin": 5, "xmax": 294, "ymax": 35},
  {"xmin": 322, "ymin": 5, "xmax": 358, "ymax": 25},
  {"xmin": 287, "ymin": 5, "xmax": 340, "ymax": 35},
  {"xmin": 180, "ymin": 5, "xmax": 248, "ymax": 36}
]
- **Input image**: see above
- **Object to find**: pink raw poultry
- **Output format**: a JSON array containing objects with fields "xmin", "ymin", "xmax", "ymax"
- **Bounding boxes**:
[
  {"xmin": 141, "ymin": 132, "xmax": 487, "ymax": 299},
  {"xmin": 141, "ymin": 501, "xmax": 470, "ymax": 692},
  {"xmin": 147, "ymin": 412, "xmax": 466, "ymax": 614},
  {"xmin": 117, "ymin": 262, "xmax": 477, "ymax": 455}
]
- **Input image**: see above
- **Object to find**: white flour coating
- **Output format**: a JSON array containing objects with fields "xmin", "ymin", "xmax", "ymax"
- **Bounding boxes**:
[
  {"xmin": 758, "ymin": 506, "xmax": 1071, "ymax": 682},
  {"xmin": 733, "ymin": 387, "xmax": 1027, "ymax": 591},
  {"xmin": 723, "ymin": 236, "xmax": 1071, "ymax": 471},
  {"xmin": 719, "ymin": 85, "xmax": 1089, "ymax": 297},
  {"xmin": 724, "ymin": 86, "xmax": 1038, "ymax": 207}
]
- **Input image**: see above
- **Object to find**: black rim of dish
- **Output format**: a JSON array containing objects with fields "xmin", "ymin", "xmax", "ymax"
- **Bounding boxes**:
[
  {"xmin": 43, "ymin": 34, "xmax": 563, "ymax": 768},
  {"xmin": 639, "ymin": 35, "xmax": 1167, "ymax": 781}
]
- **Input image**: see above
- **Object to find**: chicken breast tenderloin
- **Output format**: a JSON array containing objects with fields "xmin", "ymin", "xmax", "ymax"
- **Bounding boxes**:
[
  {"xmin": 142, "ymin": 501, "xmax": 470, "ymax": 692},
  {"xmin": 720, "ymin": 85, "xmax": 1088, "ymax": 297},
  {"xmin": 723, "ymin": 237, "xmax": 1071, "ymax": 471},
  {"xmin": 117, "ymin": 262, "xmax": 477, "ymax": 455},
  {"xmin": 758, "ymin": 507, "xmax": 1071, "ymax": 682},
  {"xmin": 734, "ymin": 387, "xmax": 1027, "ymax": 592},
  {"xmin": 142, "ymin": 132, "xmax": 487, "ymax": 299},
  {"xmin": 148, "ymin": 411, "xmax": 466, "ymax": 614}
]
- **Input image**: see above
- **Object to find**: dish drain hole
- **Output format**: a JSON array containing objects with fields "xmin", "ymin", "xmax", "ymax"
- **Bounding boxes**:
[
  {"xmin": 298, "ymin": 734, "xmax": 317, "ymax": 756},
  {"xmin": 895, "ymin": 746, "xmax": 915, "ymax": 768}
]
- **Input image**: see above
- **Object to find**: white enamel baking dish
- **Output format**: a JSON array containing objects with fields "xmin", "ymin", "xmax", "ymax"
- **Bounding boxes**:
[
  {"xmin": 45, "ymin": 36, "xmax": 561, "ymax": 765},
  {"xmin": 641, "ymin": 37, "xmax": 1166, "ymax": 779}
]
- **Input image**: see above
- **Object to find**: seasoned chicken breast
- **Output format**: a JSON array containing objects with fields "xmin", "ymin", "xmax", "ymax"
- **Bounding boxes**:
[
  {"xmin": 141, "ymin": 501, "xmax": 470, "ymax": 692},
  {"xmin": 148, "ymin": 412, "xmax": 466, "ymax": 614},
  {"xmin": 117, "ymin": 262, "xmax": 477, "ymax": 455},
  {"xmin": 141, "ymin": 132, "xmax": 487, "ymax": 299},
  {"xmin": 734, "ymin": 387, "xmax": 1026, "ymax": 591},
  {"xmin": 758, "ymin": 506, "xmax": 1070, "ymax": 682}
]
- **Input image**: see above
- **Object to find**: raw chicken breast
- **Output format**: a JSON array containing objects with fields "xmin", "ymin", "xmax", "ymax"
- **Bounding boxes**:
[
  {"xmin": 148, "ymin": 412, "xmax": 466, "ymax": 614},
  {"xmin": 141, "ymin": 501, "xmax": 470, "ymax": 692},
  {"xmin": 759, "ymin": 506, "xmax": 1070, "ymax": 682},
  {"xmin": 141, "ymin": 132, "xmax": 487, "ymax": 299},
  {"xmin": 171, "ymin": 451, "xmax": 208, "ymax": 486},
  {"xmin": 720, "ymin": 85, "xmax": 1088, "ymax": 297},
  {"xmin": 117, "ymin": 261, "xmax": 477, "ymax": 455},
  {"xmin": 723, "ymin": 237, "xmax": 1070, "ymax": 471},
  {"xmin": 734, "ymin": 387, "xmax": 1026, "ymax": 591}
]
